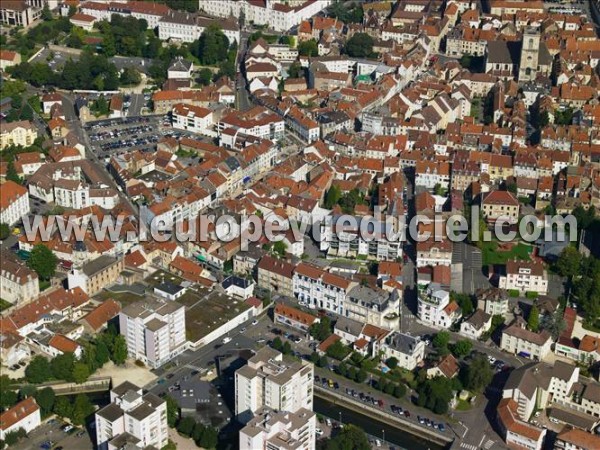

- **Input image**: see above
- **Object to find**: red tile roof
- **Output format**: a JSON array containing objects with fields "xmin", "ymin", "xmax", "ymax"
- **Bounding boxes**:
[
  {"xmin": 0, "ymin": 397, "xmax": 39, "ymax": 431},
  {"xmin": 49, "ymin": 334, "xmax": 80, "ymax": 353},
  {"xmin": 82, "ymin": 299, "xmax": 121, "ymax": 332}
]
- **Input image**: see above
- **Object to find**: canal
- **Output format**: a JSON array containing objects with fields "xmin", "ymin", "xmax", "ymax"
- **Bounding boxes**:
[{"xmin": 314, "ymin": 397, "xmax": 448, "ymax": 450}]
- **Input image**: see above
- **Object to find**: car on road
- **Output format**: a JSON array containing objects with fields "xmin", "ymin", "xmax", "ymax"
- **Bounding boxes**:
[
  {"xmin": 166, "ymin": 373, "xmax": 174, "ymax": 379},
  {"xmin": 326, "ymin": 418, "xmax": 332, "ymax": 427},
  {"xmin": 76, "ymin": 430, "xmax": 86, "ymax": 437},
  {"xmin": 294, "ymin": 337, "xmax": 302, "ymax": 343},
  {"xmin": 404, "ymin": 410, "xmax": 410, "ymax": 418},
  {"xmin": 251, "ymin": 320, "xmax": 258, "ymax": 325},
  {"xmin": 40, "ymin": 441, "xmax": 54, "ymax": 449},
  {"xmin": 222, "ymin": 337, "xmax": 232, "ymax": 344},
  {"xmin": 62, "ymin": 424, "xmax": 73, "ymax": 432},
  {"xmin": 328, "ymin": 379, "xmax": 334, "ymax": 388},
  {"xmin": 239, "ymin": 327, "xmax": 246, "ymax": 333},
  {"xmin": 333, "ymin": 382, "xmax": 339, "ymax": 390},
  {"xmin": 438, "ymin": 423, "xmax": 446, "ymax": 432},
  {"xmin": 316, "ymin": 428, "xmax": 323, "ymax": 436}
]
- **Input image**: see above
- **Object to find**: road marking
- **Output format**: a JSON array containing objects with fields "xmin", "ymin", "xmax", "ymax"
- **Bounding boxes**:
[
  {"xmin": 460, "ymin": 443, "xmax": 477, "ymax": 450},
  {"xmin": 484, "ymin": 439, "xmax": 495, "ymax": 449}
]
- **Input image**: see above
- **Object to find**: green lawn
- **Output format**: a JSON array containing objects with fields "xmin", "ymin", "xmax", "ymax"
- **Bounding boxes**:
[{"xmin": 481, "ymin": 241, "xmax": 533, "ymax": 266}]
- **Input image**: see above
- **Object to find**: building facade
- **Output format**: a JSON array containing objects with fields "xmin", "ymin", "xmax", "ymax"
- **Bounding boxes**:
[
  {"xmin": 119, "ymin": 299, "xmax": 187, "ymax": 369},
  {"xmin": 235, "ymin": 347, "xmax": 313, "ymax": 424},
  {"xmin": 95, "ymin": 381, "xmax": 168, "ymax": 450},
  {"xmin": 239, "ymin": 407, "xmax": 316, "ymax": 450}
]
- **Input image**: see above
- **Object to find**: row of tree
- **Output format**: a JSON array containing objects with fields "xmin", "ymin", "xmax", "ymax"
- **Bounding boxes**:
[
  {"xmin": 8, "ymin": 51, "xmax": 121, "ymax": 91},
  {"xmin": 24, "ymin": 326, "xmax": 127, "ymax": 385}
]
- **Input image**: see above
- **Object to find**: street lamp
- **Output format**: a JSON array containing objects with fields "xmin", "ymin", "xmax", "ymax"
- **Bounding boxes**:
[
  {"xmin": 382, "ymin": 429, "xmax": 385, "ymax": 443},
  {"xmin": 338, "ymin": 411, "xmax": 342, "ymax": 426}
]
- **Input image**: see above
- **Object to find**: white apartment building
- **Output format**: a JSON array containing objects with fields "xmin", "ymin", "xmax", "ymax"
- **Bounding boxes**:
[
  {"xmin": 239, "ymin": 407, "xmax": 316, "ymax": 450},
  {"xmin": 218, "ymin": 106, "xmax": 285, "ymax": 144},
  {"xmin": 460, "ymin": 309, "xmax": 492, "ymax": 340},
  {"xmin": 53, "ymin": 180, "xmax": 120, "ymax": 210},
  {"xmin": 293, "ymin": 263, "xmax": 355, "ymax": 316},
  {"xmin": 382, "ymin": 332, "xmax": 426, "ymax": 371},
  {"xmin": 158, "ymin": 11, "xmax": 240, "ymax": 45},
  {"xmin": 0, "ymin": 397, "xmax": 41, "ymax": 440},
  {"xmin": 172, "ymin": 103, "xmax": 214, "ymax": 136},
  {"xmin": 416, "ymin": 240, "xmax": 453, "ymax": 267},
  {"xmin": 95, "ymin": 381, "xmax": 168, "ymax": 450},
  {"xmin": 319, "ymin": 215, "xmax": 403, "ymax": 261},
  {"xmin": 500, "ymin": 321, "xmax": 553, "ymax": 360},
  {"xmin": 0, "ymin": 180, "xmax": 30, "ymax": 226},
  {"xmin": 0, "ymin": 120, "xmax": 37, "ymax": 150},
  {"xmin": 499, "ymin": 260, "xmax": 549, "ymax": 296},
  {"xmin": 199, "ymin": 0, "xmax": 331, "ymax": 32},
  {"xmin": 119, "ymin": 299, "xmax": 187, "ymax": 369},
  {"xmin": 235, "ymin": 347, "xmax": 313, "ymax": 424},
  {"xmin": 80, "ymin": 1, "xmax": 170, "ymax": 29},
  {"xmin": 417, "ymin": 285, "xmax": 461, "ymax": 328},
  {"xmin": 0, "ymin": 258, "xmax": 39, "ymax": 306}
]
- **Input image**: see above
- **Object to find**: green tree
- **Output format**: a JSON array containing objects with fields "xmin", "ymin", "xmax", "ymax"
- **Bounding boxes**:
[
  {"xmin": 416, "ymin": 376, "xmax": 453, "ymax": 414},
  {"xmin": 309, "ymin": 316, "xmax": 332, "ymax": 341},
  {"xmin": 344, "ymin": 33, "xmax": 374, "ymax": 58},
  {"xmin": 95, "ymin": 339, "xmax": 111, "ymax": 367},
  {"xmin": 53, "ymin": 396, "xmax": 73, "ymax": 418},
  {"xmin": 119, "ymin": 67, "xmax": 142, "ymax": 86},
  {"xmin": 287, "ymin": 61, "xmax": 303, "ymax": 79},
  {"xmin": 177, "ymin": 416, "xmax": 196, "ymax": 436},
  {"xmin": 273, "ymin": 240, "xmax": 287, "ymax": 257},
  {"xmin": 337, "ymin": 361, "xmax": 348, "ymax": 377},
  {"xmin": 72, "ymin": 394, "xmax": 94, "ymax": 425},
  {"xmin": 3, "ymin": 429, "xmax": 26, "ymax": 446},
  {"xmin": 324, "ymin": 184, "xmax": 341, "ymax": 209},
  {"xmin": 272, "ymin": 337, "xmax": 283, "ymax": 351},
  {"xmin": 191, "ymin": 24, "xmax": 230, "ymax": 65},
  {"xmin": 355, "ymin": 369, "xmax": 367, "ymax": 384},
  {"xmin": 197, "ymin": 68, "xmax": 213, "ymax": 85},
  {"xmin": 27, "ymin": 244, "xmax": 57, "ymax": 280},
  {"xmin": 34, "ymin": 387, "xmax": 55, "ymax": 415},
  {"xmin": 111, "ymin": 335, "xmax": 128, "ymax": 364},
  {"xmin": 451, "ymin": 340, "xmax": 473, "ymax": 358},
  {"xmin": 25, "ymin": 356, "xmax": 52, "ymax": 384},
  {"xmin": 393, "ymin": 383, "xmax": 406, "ymax": 398},
  {"xmin": 297, "ymin": 39, "xmax": 318, "ymax": 57},
  {"xmin": 198, "ymin": 427, "xmax": 218, "ymax": 449},
  {"xmin": 0, "ymin": 223, "xmax": 9, "ymax": 240},
  {"xmin": 318, "ymin": 355, "xmax": 328, "ymax": 368},
  {"xmin": 192, "ymin": 422, "xmax": 206, "ymax": 444},
  {"xmin": 310, "ymin": 351, "xmax": 320, "ymax": 364},
  {"xmin": 528, "ymin": 305, "xmax": 540, "ymax": 332},
  {"xmin": 41, "ymin": 4, "xmax": 52, "ymax": 21},
  {"xmin": 326, "ymin": 340, "xmax": 350, "ymax": 360},
  {"xmin": 51, "ymin": 353, "xmax": 75, "ymax": 381},
  {"xmin": 433, "ymin": 331, "xmax": 450, "ymax": 349},
  {"xmin": 18, "ymin": 384, "xmax": 36, "ymax": 400},
  {"xmin": 165, "ymin": 395, "xmax": 179, "ymax": 428},
  {"xmin": 461, "ymin": 355, "xmax": 493, "ymax": 392},
  {"xmin": 452, "ymin": 292, "xmax": 474, "ymax": 317},
  {"xmin": 555, "ymin": 246, "xmax": 582, "ymax": 278},
  {"xmin": 325, "ymin": 424, "xmax": 371, "ymax": 450},
  {"xmin": 385, "ymin": 357, "xmax": 398, "ymax": 369},
  {"xmin": 282, "ymin": 340, "xmax": 292, "ymax": 355},
  {"xmin": 6, "ymin": 161, "xmax": 21, "ymax": 184},
  {"xmin": 72, "ymin": 362, "xmax": 90, "ymax": 384}
]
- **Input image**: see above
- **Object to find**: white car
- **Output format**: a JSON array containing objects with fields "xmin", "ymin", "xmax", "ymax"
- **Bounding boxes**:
[
  {"xmin": 488, "ymin": 356, "xmax": 496, "ymax": 364},
  {"xmin": 375, "ymin": 439, "xmax": 382, "ymax": 447},
  {"xmin": 222, "ymin": 337, "xmax": 232, "ymax": 344},
  {"xmin": 251, "ymin": 320, "xmax": 258, "ymax": 326},
  {"xmin": 316, "ymin": 428, "xmax": 323, "ymax": 436}
]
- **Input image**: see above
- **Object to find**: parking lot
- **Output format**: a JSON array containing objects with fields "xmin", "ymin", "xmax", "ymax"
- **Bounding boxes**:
[
  {"xmin": 85, "ymin": 115, "xmax": 161, "ymax": 158},
  {"xmin": 13, "ymin": 418, "xmax": 93, "ymax": 450}
]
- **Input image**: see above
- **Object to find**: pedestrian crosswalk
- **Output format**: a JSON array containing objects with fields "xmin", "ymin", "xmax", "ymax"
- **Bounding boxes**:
[
  {"xmin": 460, "ymin": 439, "xmax": 497, "ymax": 450},
  {"xmin": 483, "ymin": 439, "xmax": 495, "ymax": 449},
  {"xmin": 460, "ymin": 443, "xmax": 477, "ymax": 450}
]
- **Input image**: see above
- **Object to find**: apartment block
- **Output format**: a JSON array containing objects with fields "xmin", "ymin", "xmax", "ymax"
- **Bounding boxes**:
[
  {"xmin": 0, "ymin": 257, "xmax": 39, "ymax": 306},
  {"xmin": 0, "ymin": 120, "xmax": 37, "ymax": 150},
  {"xmin": 68, "ymin": 255, "xmax": 124, "ymax": 296},
  {"xmin": 257, "ymin": 255, "xmax": 295, "ymax": 298},
  {"xmin": 0, "ymin": 180, "xmax": 30, "ymax": 226},
  {"xmin": 417, "ymin": 284, "xmax": 461, "ymax": 329},
  {"xmin": 118, "ymin": 299, "xmax": 186, "ymax": 369},
  {"xmin": 235, "ymin": 347, "xmax": 313, "ymax": 424},
  {"xmin": 500, "ymin": 320, "xmax": 552, "ymax": 360},
  {"xmin": 499, "ymin": 260, "xmax": 549, "ymax": 296},
  {"xmin": 95, "ymin": 381, "xmax": 168, "ymax": 450},
  {"xmin": 382, "ymin": 332, "xmax": 426, "ymax": 371},
  {"xmin": 239, "ymin": 407, "xmax": 316, "ymax": 450}
]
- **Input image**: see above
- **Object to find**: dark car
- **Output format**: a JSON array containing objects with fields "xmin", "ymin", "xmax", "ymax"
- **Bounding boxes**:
[{"xmin": 404, "ymin": 410, "xmax": 411, "ymax": 418}]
